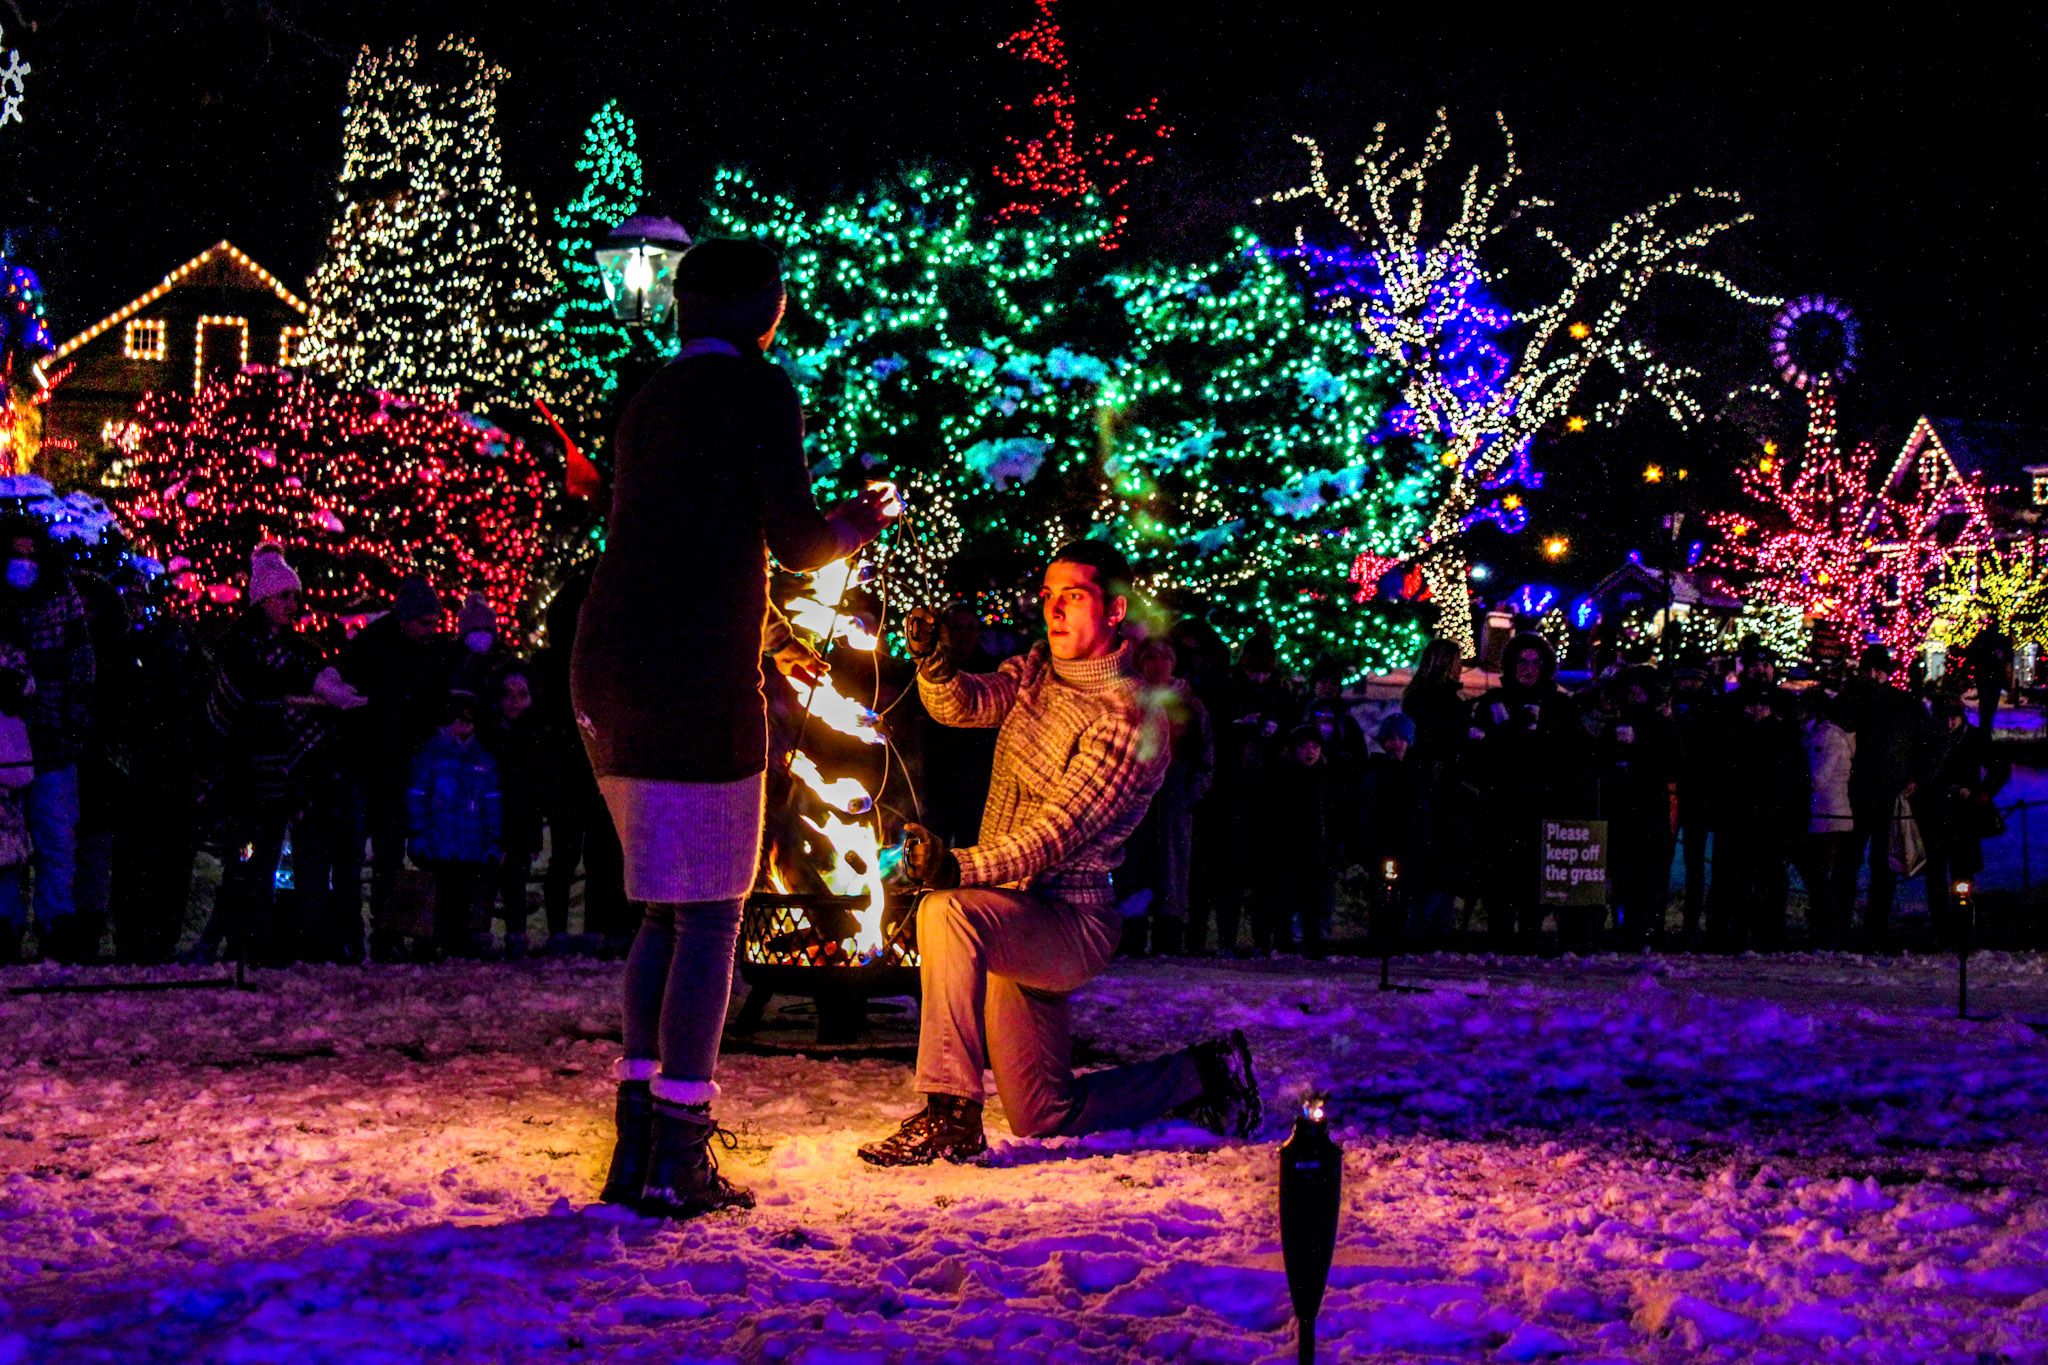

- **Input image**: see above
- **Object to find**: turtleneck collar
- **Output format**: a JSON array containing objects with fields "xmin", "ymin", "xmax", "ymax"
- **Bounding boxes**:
[
  {"xmin": 1051, "ymin": 640, "xmax": 1136, "ymax": 691},
  {"xmin": 678, "ymin": 337, "xmax": 744, "ymax": 360}
]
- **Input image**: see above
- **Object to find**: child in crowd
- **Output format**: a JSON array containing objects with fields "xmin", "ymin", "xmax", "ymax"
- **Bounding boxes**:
[
  {"xmin": 407, "ymin": 694, "xmax": 503, "ymax": 959},
  {"xmin": 484, "ymin": 669, "xmax": 552, "ymax": 957},
  {"xmin": 1254, "ymin": 724, "xmax": 1345, "ymax": 960}
]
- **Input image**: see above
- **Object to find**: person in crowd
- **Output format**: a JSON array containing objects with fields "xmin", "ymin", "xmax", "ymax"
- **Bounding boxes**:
[
  {"xmin": 1839, "ymin": 643, "xmax": 1934, "ymax": 948},
  {"xmin": 193, "ymin": 545, "xmax": 354, "ymax": 965},
  {"xmin": 1792, "ymin": 686, "xmax": 1859, "ymax": 948},
  {"xmin": 1919, "ymin": 694, "xmax": 2012, "ymax": 942},
  {"xmin": 1254, "ymin": 724, "xmax": 1345, "ymax": 959},
  {"xmin": 1707, "ymin": 677, "xmax": 1808, "ymax": 950},
  {"xmin": 106, "ymin": 570, "xmax": 205, "ymax": 964},
  {"xmin": 862, "ymin": 540, "xmax": 1258, "ymax": 1166},
  {"xmin": 448, "ymin": 590, "xmax": 518, "ymax": 706},
  {"xmin": 1301, "ymin": 660, "xmax": 1368, "ymax": 782},
  {"xmin": 1402, "ymin": 637, "xmax": 1468, "ymax": 771},
  {"xmin": 1118, "ymin": 636, "xmax": 1214, "ymax": 955},
  {"xmin": 337, "ymin": 576, "xmax": 448, "ymax": 961},
  {"xmin": 1362, "ymin": 712, "xmax": 1442, "ymax": 944},
  {"xmin": 1180, "ymin": 626, "xmax": 1254, "ymax": 956},
  {"xmin": 0, "ymin": 620, "xmax": 35, "ymax": 963},
  {"xmin": 0, "ymin": 515, "xmax": 95, "ymax": 962},
  {"xmin": 406, "ymin": 693, "xmax": 503, "ymax": 959},
  {"xmin": 1958, "ymin": 616, "xmax": 2013, "ymax": 735},
  {"xmin": 1667, "ymin": 659, "xmax": 1720, "ymax": 947},
  {"xmin": 482, "ymin": 668, "xmax": 551, "ymax": 958},
  {"xmin": 69, "ymin": 569, "xmax": 134, "ymax": 963},
  {"xmin": 1466, "ymin": 632, "xmax": 1583, "ymax": 947},
  {"xmin": 534, "ymin": 565, "xmax": 626, "ymax": 955},
  {"xmin": 1594, "ymin": 666, "xmax": 1680, "ymax": 948},
  {"xmin": 572, "ymin": 239, "xmax": 897, "ymax": 1217}
]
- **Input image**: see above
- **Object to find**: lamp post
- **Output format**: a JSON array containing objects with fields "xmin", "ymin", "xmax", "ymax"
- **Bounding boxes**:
[
  {"xmin": 593, "ymin": 215, "xmax": 694, "ymax": 332},
  {"xmin": 1954, "ymin": 879, "xmax": 1975, "ymax": 1019}
]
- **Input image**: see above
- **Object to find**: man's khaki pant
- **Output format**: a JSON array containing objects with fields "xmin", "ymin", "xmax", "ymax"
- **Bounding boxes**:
[{"xmin": 914, "ymin": 888, "xmax": 1202, "ymax": 1138}]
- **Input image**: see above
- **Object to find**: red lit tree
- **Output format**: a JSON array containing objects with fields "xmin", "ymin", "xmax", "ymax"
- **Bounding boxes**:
[
  {"xmin": 123, "ymin": 367, "xmax": 552, "ymax": 630},
  {"xmin": 1708, "ymin": 429, "xmax": 1880, "ymax": 630},
  {"xmin": 990, "ymin": 0, "xmax": 1172, "ymax": 249}
]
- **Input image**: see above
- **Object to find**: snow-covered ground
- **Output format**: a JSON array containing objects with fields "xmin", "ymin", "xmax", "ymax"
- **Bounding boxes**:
[{"xmin": 4, "ymin": 952, "xmax": 2048, "ymax": 1362}]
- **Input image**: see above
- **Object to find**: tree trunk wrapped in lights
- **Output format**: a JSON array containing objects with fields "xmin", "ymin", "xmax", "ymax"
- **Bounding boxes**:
[
  {"xmin": 122, "ymin": 367, "xmax": 552, "ymax": 632},
  {"xmin": 1267, "ymin": 110, "xmax": 1777, "ymax": 658}
]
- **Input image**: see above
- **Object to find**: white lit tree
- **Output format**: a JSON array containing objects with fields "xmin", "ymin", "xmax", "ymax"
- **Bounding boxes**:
[
  {"xmin": 304, "ymin": 35, "xmax": 559, "ymax": 423},
  {"xmin": 1268, "ymin": 110, "xmax": 1776, "ymax": 653}
]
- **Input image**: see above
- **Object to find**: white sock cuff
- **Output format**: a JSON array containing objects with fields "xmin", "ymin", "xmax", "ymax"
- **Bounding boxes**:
[
  {"xmin": 613, "ymin": 1057, "xmax": 659, "ymax": 1083},
  {"xmin": 650, "ymin": 1075, "xmax": 721, "ymax": 1106}
]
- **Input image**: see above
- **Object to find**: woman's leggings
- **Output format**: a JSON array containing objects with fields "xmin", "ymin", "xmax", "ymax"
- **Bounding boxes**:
[{"xmin": 620, "ymin": 898, "xmax": 745, "ymax": 1083}]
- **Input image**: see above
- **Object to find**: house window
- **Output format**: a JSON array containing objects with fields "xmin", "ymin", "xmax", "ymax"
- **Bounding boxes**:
[
  {"xmin": 2033, "ymin": 469, "xmax": 2048, "ymax": 507},
  {"xmin": 124, "ymin": 318, "xmax": 168, "ymax": 361},
  {"xmin": 278, "ymin": 326, "xmax": 308, "ymax": 366}
]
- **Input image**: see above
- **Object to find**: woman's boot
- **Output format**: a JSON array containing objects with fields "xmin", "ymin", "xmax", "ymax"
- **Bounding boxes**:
[
  {"xmin": 638, "ymin": 1078, "xmax": 753, "ymax": 1218},
  {"xmin": 599, "ymin": 1059, "xmax": 657, "ymax": 1205}
]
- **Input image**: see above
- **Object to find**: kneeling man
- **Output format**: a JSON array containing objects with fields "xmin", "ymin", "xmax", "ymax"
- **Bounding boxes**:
[{"xmin": 860, "ymin": 541, "xmax": 1259, "ymax": 1166}]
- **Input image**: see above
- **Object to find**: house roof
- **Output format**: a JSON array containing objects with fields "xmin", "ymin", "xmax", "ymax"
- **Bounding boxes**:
[
  {"xmin": 31, "ymin": 240, "xmax": 308, "ymax": 390},
  {"xmin": 1587, "ymin": 560, "xmax": 1746, "ymax": 612},
  {"xmin": 1921, "ymin": 416, "xmax": 2046, "ymax": 488},
  {"xmin": 1862, "ymin": 416, "xmax": 1994, "ymax": 548}
]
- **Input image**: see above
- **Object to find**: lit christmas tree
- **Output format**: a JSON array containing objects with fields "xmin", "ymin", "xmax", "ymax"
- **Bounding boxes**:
[
  {"xmin": 539, "ymin": 100, "xmax": 648, "ymax": 462},
  {"xmin": 1, "ymin": 253, "xmax": 52, "ymax": 475},
  {"xmin": 1269, "ymin": 110, "xmax": 1776, "ymax": 653},
  {"xmin": 124, "ymin": 367, "xmax": 551, "ymax": 631},
  {"xmin": 1927, "ymin": 546, "xmax": 2047, "ymax": 654},
  {"xmin": 703, "ymin": 169, "xmax": 1423, "ymax": 673},
  {"xmin": 990, "ymin": 0, "xmax": 1172, "ymax": 249},
  {"xmin": 303, "ymin": 35, "xmax": 559, "ymax": 423}
]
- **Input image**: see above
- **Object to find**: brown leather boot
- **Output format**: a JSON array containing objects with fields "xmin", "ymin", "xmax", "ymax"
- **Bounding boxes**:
[{"xmin": 858, "ymin": 1094, "xmax": 988, "ymax": 1167}]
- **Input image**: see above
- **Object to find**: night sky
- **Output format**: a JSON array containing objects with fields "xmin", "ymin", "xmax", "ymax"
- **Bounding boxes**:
[{"xmin": 3, "ymin": 3, "xmax": 2040, "ymax": 461}]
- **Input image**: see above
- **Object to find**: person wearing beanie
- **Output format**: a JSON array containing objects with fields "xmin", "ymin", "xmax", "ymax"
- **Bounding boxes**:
[
  {"xmin": 572, "ymin": 238, "xmax": 898, "ymax": 1220},
  {"xmin": 190, "ymin": 542, "xmax": 344, "ymax": 966},
  {"xmin": 335, "ymin": 575, "xmax": 452, "ymax": 961},
  {"xmin": 0, "ymin": 514, "xmax": 96, "ymax": 962},
  {"xmin": 448, "ymin": 590, "xmax": 515, "ymax": 708}
]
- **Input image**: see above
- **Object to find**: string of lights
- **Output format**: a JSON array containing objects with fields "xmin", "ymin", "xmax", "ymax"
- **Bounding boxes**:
[
  {"xmin": 1265, "ymin": 109, "xmax": 1777, "ymax": 655},
  {"xmin": 989, "ymin": 0, "xmax": 1173, "ymax": 250},
  {"xmin": 121, "ymin": 366, "xmax": 552, "ymax": 632},
  {"xmin": 303, "ymin": 35, "xmax": 560, "ymax": 424},
  {"xmin": 697, "ymin": 168, "xmax": 1427, "ymax": 674}
]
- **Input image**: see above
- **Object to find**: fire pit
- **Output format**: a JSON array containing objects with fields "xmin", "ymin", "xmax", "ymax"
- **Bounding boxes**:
[{"xmin": 735, "ymin": 891, "xmax": 921, "ymax": 1044}]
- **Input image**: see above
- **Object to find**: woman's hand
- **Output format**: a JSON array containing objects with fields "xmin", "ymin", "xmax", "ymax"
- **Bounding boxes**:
[{"xmin": 771, "ymin": 638, "xmax": 829, "ymax": 689}]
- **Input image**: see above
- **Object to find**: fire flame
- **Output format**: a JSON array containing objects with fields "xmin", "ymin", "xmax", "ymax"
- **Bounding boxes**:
[{"xmin": 779, "ymin": 557, "xmax": 896, "ymax": 961}]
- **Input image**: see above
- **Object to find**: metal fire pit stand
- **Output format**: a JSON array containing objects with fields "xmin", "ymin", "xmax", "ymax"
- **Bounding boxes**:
[{"xmin": 732, "ymin": 891, "xmax": 921, "ymax": 1046}]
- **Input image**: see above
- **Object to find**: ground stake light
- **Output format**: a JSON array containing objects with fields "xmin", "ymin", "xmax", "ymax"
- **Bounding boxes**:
[
  {"xmin": 1954, "ymin": 880, "xmax": 1974, "ymax": 1019},
  {"xmin": 1280, "ymin": 1094, "xmax": 1342, "ymax": 1365}
]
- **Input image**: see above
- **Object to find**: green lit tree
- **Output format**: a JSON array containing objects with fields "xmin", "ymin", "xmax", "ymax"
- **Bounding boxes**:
[
  {"xmin": 540, "ymin": 100, "xmax": 646, "ymax": 461},
  {"xmin": 702, "ymin": 168, "xmax": 1426, "ymax": 672},
  {"xmin": 304, "ymin": 35, "xmax": 559, "ymax": 422}
]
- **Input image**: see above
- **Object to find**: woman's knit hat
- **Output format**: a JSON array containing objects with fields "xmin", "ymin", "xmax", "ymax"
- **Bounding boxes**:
[
  {"xmin": 675, "ymin": 239, "xmax": 785, "ymax": 345},
  {"xmin": 249, "ymin": 542, "xmax": 302, "ymax": 603}
]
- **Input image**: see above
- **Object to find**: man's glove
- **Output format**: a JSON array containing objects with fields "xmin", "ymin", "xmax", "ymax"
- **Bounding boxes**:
[
  {"xmin": 901, "ymin": 607, "xmax": 955, "ymax": 682},
  {"xmin": 901, "ymin": 821, "xmax": 961, "ymax": 889}
]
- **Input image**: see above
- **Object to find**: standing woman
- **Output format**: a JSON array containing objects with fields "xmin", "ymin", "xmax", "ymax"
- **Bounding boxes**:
[{"xmin": 573, "ymin": 240, "xmax": 894, "ymax": 1218}]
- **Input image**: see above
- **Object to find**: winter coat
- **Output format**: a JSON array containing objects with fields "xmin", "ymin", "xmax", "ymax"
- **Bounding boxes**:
[
  {"xmin": 1712, "ymin": 696, "xmax": 1809, "ymax": 853},
  {"xmin": 1840, "ymin": 678, "xmax": 1935, "ymax": 812},
  {"xmin": 1400, "ymin": 676, "xmax": 1468, "ymax": 771},
  {"xmin": 1258, "ymin": 752, "xmax": 1347, "ymax": 874},
  {"xmin": 337, "ymin": 614, "xmax": 451, "ymax": 789},
  {"xmin": 0, "ymin": 634, "xmax": 31, "ymax": 867},
  {"xmin": 1360, "ymin": 750, "xmax": 1427, "ymax": 874},
  {"xmin": 198, "ymin": 614, "xmax": 335, "ymax": 827},
  {"xmin": 572, "ymin": 344, "xmax": 850, "ymax": 785},
  {"xmin": 1803, "ymin": 717, "xmax": 1856, "ymax": 834},
  {"xmin": 0, "ymin": 569, "xmax": 95, "ymax": 771},
  {"xmin": 485, "ymin": 707, "xmax": 555, "ymax": 856},
  {"xmin": 1591, "ymin": 703, "xmax": 1679, "ymax": 831},
  {"xmin": 1466, "ymin": 636, "xmax": 1587, "ymax": 814},
  {"xmin": 1145, "ymin": 676, "xmax": 1216, "ymax": 806},
  {"xmin": 406, "ymin": 732, "xmax": 502, "ymax": 865},
  {"xmin": 1923, "ymin": 721, "xmax": 2011, "ymax": 847}
]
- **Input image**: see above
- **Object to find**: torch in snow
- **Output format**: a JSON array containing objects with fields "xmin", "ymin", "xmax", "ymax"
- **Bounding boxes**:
[{"xmin": 1280, "ymin": 1094, "xmax": 1341, "ymax": 1365}]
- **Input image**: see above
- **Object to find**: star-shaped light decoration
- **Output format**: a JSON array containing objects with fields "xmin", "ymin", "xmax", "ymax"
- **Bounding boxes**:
[{"xmin": 0, "ymin": 26, "xmax": 28, "ymax": 129}]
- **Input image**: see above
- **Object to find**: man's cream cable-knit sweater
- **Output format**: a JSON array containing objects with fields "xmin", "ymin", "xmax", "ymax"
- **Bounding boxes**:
[{"xmin": 918, "ymin": 640, "xmax": 1169, "ymax": 910}]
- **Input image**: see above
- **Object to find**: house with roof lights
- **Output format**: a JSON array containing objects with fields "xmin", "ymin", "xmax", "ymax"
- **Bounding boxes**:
[{"xmin": 29, "ymin": 241, "xmax": 309, "ymax": 487}]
